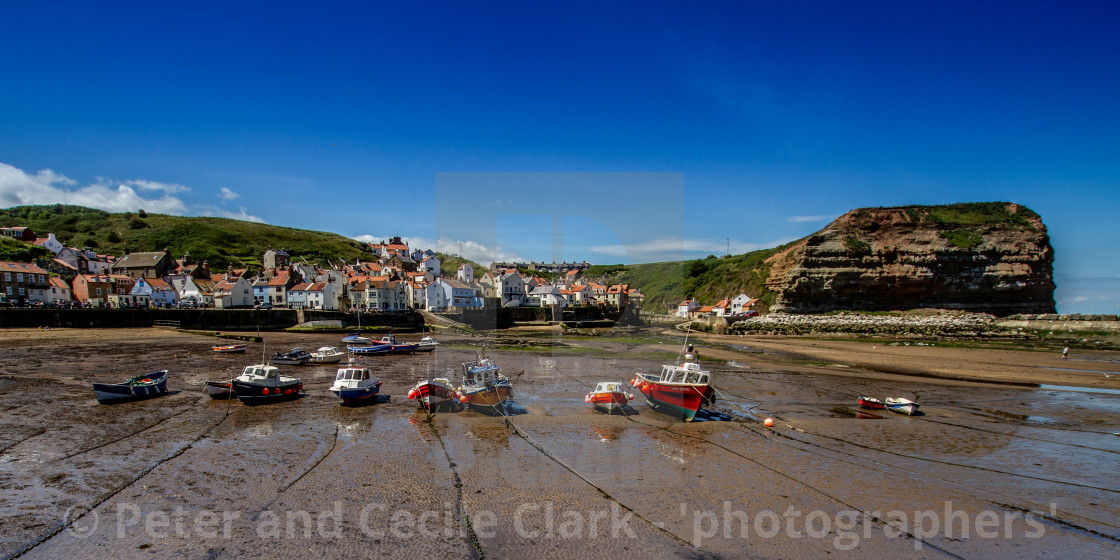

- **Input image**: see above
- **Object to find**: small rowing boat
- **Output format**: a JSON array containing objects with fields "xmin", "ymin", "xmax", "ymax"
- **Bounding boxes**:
[
  {"xmin": 93, "ymin": 370, "xmax": 169, "ymax": 404},
  {"xmin": 586, "ymin": 382, "xmax": 633, "ymax": 414},
  {"xmin": 885, "ymin": 397, "xmax": 920, "ymax": 416},
  {"xmin": 211, "ymin": 344, "xmax": 247, "ymax": 353},
  {"xmin": 858, "ymin": 396, "xmax": 885, "ymax": 410}
]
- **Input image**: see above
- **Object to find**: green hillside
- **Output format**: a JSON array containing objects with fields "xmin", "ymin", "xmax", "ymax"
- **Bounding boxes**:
[
  {"xmin": 586, "ymin": 242, "xmax": 799, "ymax": 313},
  {"xmin": 0, "ymin": 205, "xmax": 371, "ymax": 270}
]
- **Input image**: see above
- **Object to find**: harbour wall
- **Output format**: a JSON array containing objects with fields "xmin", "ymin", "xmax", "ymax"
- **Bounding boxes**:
[{"xmin": 0, "ymin": 309, "xmax": 424, "ymax": 331}]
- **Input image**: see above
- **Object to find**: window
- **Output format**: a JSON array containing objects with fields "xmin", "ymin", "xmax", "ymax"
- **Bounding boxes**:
[
  {"xmin": 5, "ymin": 287, "xmax": 10, "ymax": 295},
  {"xmin": 2, "ymin": 272, "xmax": 7, "ymax": 281},
  {"xmin": 96, "ymin": 288, "xmax": 102, "ymax": 295},
  {"xmin": 18, "ymin": 288, "xmax": 25, "ymax": 296},
  {"xmin": 15, "ymin": 273, "xmax": 22, "ymax": 282}
]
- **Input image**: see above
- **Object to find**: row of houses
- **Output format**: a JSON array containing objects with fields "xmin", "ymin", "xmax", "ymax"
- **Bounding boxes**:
[
  {"xmin": 676, "ymin": 295, "xmax": 759, "ymax": 318},
  {"xmin": 1, "ymin": 230, "xmax": 644, "ymax": 312}
]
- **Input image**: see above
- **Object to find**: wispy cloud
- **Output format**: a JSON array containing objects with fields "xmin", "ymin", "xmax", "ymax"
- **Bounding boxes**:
[
  {"xmin": 195, "ymin": 205, "xmax": 265, "ymax": 223},
  {"xmin": 351, "ymin": 234, "xmax": 521, "ymax": 265},
  {"xmin": 786, "ymin": 214, "xmax": 833, "ymax": 223},
  {"xmin": 218, "ymin": 187, "xmax": 240, "ymax": 202},
  {"xmin": 1, "ymin": 162, "xmax": 188, "ymax": 214}
]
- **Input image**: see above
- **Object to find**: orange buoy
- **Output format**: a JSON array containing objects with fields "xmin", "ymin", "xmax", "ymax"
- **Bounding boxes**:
[
  {"xmin": 262, "ymin": 388, "xmax": 269, "ymax": 395},
  {"xmin": 764, "ymin": 418, "xmax": 774, "ymax": 427}
]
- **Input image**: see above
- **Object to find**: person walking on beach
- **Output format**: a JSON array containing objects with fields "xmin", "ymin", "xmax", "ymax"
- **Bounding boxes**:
[{"xmin": 1062, "ymin": 347, "xmax": 1069, "ymax": 359}]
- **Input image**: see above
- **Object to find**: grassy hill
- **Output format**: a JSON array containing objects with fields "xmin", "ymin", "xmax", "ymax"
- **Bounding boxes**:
[
  {"xmin": 0, "ymin": 205, "xmax": 371, "ymax": 270},
  {"xmin": 584, "ymin": 241, "xmax": 800, "ymax": 313}
]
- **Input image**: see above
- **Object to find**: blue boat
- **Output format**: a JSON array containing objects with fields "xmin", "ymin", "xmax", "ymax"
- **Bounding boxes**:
[
  {"xmin": 92, "ymin": 370, "xmax": 169, "ymax": 404},
  {"xmin": 379, "ymin": 334, "xmax": 419, "ymax": 354},
  {"xmin": 348, "ymin": 344, "xmax": 390, "ymax": 355},
  {"xmin": 341, "ymin": 333, "xmax": 371, "ymax": 344},
  {"xmin": 329, "ymin": 362, "xmax": 382, "ymax": 405}
]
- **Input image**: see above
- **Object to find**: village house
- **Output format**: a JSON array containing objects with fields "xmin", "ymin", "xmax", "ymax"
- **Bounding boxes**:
[
  {"xmin": 32, "ymin": 233, "xmax": 64, "ymax": 254},
  {"xmin": 676, "ymin": 299, "xmax": 700, "ymax": 317},
  {"xmin": 130, "ymin": 277, "xmax": 177, "ymax": 308},
  {"xmin": 1, "ymin": 227, "xmax": 36, "ymax": 241},
  {"xmin": 110, "ymin": 249, "xmax": 175, "ymax": 279},
  {"xmin": 712, "ymin": 299, "xmax": 732, "ymax": 317},
  {"xmin": 213, "ymin": 275, "xmax": 255, "ymax": 309},
  {"xmin": 72, "ymin": 274, "xmax": 116, "ymax": 306},
  {"xmin": 418, "ymin": 255, "xmax": 441, "ymax": 277},
  {"xmin": 730, "ymin": 293, "xmax": 758, "ymax": 315},
  {"xmin": 252, "ymin": 269, "xmax": 297, "ymax": 307},
  {"xmin": 46, "ymin": 276, "xmax": 72, "ymax": 305},
  {"xmin": 606, "ymin": 284, "xmax": 628, "ymax": 309},
  {"xmin": 456, "ymin": 262, "xmax": 474, "ymax": 284},
  {"xmin": 263, "ymin": 248, "xmax": 291, "ymax": 269},
  {"xmin": 0, "ymin": 261, "xmax": 51, "ymax": 304},
  {"xmin": 441, "ymin": 278, "xmax": 479, "ymax": 309},
  {"xmin": 180, "ymin": 276, "xmax": 216, "ymax": 307}
]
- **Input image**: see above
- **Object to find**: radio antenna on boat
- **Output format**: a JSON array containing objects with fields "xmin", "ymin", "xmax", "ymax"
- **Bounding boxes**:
[{"xmin": 677, "ymin": 324, "xmax": 692, "ymax": 366}]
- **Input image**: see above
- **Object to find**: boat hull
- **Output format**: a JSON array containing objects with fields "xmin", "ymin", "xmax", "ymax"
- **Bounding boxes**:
[
  {"xmin": 858, "ymin": 396, "xmax": 885, "ymax": 410},
  {"xmin": 886, "ymin": 403, "xmax": 920, "ymax": 416},
  {"xmin": 388, "ymin": 344, "xmax": 419, "ymax": 354},
  {"xmin": 459, "ymin": 384, "xmax": 512, "ymax": 411},
  {"xmin": 204, "ymin": 380, "xmax": 234, "ymax": 399},
  {"xmin": 631, "ymin": 376, "xmax": 710, "ymax": 421},
  {"xmin": 212, "ymin": 345, "xmax": 247, "ymax": 353},
  {"xmin": 348, "ymin": 344, "xmax": 390, "ymax": 356},
  {"xmin": 414, "ymin": 344, "xmax": 436, "ymax": 352},
  {"xmin": 308, "ymin": 354, "xmax": 344, "ymax": 364},
  {"xmin": 330, "ymin": 386, "xmax": 381, "ymax": 406},
  {"xmin": 232, "ymin": 379, "xmax": 302, "ymax": 405},
  {"xmin": 92, "ymin": 371, "xmax": 169, "ymax": 404},
  {"xmin": 588, "ymin": 391, "xmax": 629, "ymax": 414},
  {"xmin": 409, "ymin": 380, "xmax": 458, "ymax": 412}
]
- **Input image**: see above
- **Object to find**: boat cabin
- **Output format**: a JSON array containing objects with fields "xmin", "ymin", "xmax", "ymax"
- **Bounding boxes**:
[
  {"xmin": 462, "ymin": 358, "xmax": 501, "ymax": 385},
  {"xmin": 334, "ymin": 366, "xmax": 372, "ymax": 385},
  {"xmin": 379, "ymin": 334, "xmax": 398, "ymax": 344},
  {"xmin": 659, "ymin": 362, "xmax": 710, "ymax": 385},
  {"xmin": 239, "ymin": 364, "xmax": 282, "ymax": 382},
  {"xmin": 594, "ymin": 382, "xmax": 622, "ymax": 393}
]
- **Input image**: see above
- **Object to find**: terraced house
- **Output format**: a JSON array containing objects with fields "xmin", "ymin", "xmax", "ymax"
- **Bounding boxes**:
[{"xmin": 0, "ymin": 261, "xmax": 51, "ymax": 305}]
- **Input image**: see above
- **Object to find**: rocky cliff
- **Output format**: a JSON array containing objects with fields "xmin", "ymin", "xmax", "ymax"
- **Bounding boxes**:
[{"xmin": 765, "ymin": 203, "xmax": 1056, "ymax": 316}]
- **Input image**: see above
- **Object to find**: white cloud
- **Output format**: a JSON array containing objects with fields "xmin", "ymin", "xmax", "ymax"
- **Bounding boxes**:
[
  {"xmin": 124, "ymin": 179, "xmax": 191, "ymax": 194},
  {"xmin": 350, "ymin": 234, "xmax": 521, "ymax": 265},
  {"xmin": 218, "ymin": 187, "xmax": 240, "ymax": 202},
  {"xmin": 0, "ymin": 162, "xmax": 188, "ymax": 214},
  {"xmin": 786, "ymin": 214, "xmax": 833, "ymax": 223},
  {"xmin": 589, "ymin": 237, "xmax": 783, "ymax": 260},
  {"xmin": 195, "ymin": 205, "xmax": 265, "ymax": 223}
]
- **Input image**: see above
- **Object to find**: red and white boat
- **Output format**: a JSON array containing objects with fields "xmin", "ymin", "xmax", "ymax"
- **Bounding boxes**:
[
  {"xmin": 858, "ymin": 396, "xmax": 885, "ymax": 410},
  {"xmin": 631, "ymin": 361, "xmax": 715, "ymax": 422},
  {"xmin": 211, "ymin": 344, "xmax": 247, "ymax": 353},
  {"xmin": 585, "ymin": 382, "xmax": 633, "ymax": 414},
  {"xmin": 408, "ymin": 378, "xmax": 459, "ymax": 412}
]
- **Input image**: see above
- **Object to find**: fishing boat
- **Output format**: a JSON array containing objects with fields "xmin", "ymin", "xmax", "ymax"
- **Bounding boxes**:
[
  {"xmin": 408, "ymin": 377, "xmax": 458, "ymax": 412},
  {"xmin": 308, "ymin": 346, "xmax": 345, "ymax": 364},
  {"xmin": 204, "ymin": 379, "xmax": 234, "ymax": 399},
  {"xmin": 348, "ymin": 343, "xmax": 390, "ymax": 356},
  {"xmin": 586, "ymin": 381, "xmax": 633, "ymax": 414},
  {"xmin": 631, "ymin": 361, "xmax": 715, "ymax": 422},
  {"xmin": 457, "ymin": 354, "xmax": 513, "ymax": 412},
  {"xmin": 329, "ymin": 361, "xmax": 382, "ymax": 405},
  {"xmin": 211, "ymin": 343, "xmax": 247, "ymax": 353},
  {"xmin": 231, "ymin": 364, "xmax": 303, "ymax": 404},
  {"xmin": 379, "ymin": 334, "xmax": 419, "ymax": 354},
  {"xmin": 858, "ymin": 396, "xmax": 885, "ymax": 410},
  {"xmin": 885, "ymin": 397, "xmax": 920, "ymax": 416},
  {"xmin": 92, "ymin": 370, "xmax": 169, "ymax": 404},
  {"xmin": 415, "ymin": 336, "xmax": 439, "ymax": 352},
  {"xmin": 270, "ymin": 347, "xmax": 311, "ymax": 365}
]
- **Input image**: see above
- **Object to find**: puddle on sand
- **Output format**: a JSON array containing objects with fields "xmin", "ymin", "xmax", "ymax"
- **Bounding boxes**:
[
  {"xmin": 1038, "ymin": 384, "xmax": 1120, "ymax": 396},
  {"xmin": 829, "ymin": 406, "xmax": 886, "ymax": 419}
]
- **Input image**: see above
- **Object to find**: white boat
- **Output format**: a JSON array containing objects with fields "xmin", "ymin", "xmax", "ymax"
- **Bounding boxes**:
[
  {"xmin": 308, "ymin": 346, "xmax": 345, "ymax": 364},
  {"xmin": 415, "ymin": 336, "xmax": 439, "ymax": 352},
  {"xmin": 329, "ymin": 361, "xmax": 382, "ymax": 405},
  {"xmin": 885, "ymin": 397, "xmax": 920, "ymax": 416}
]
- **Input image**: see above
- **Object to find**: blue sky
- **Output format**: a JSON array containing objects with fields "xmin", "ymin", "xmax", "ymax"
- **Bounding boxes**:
[{"xmin": 1, "ymin": 2, "xmax": 1117, "ymax": 313}]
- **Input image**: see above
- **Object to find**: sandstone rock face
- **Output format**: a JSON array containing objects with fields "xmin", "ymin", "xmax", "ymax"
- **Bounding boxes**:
[{"xmin": 766, "ymin": 203, "xmax": 1056, "ymax": 316}]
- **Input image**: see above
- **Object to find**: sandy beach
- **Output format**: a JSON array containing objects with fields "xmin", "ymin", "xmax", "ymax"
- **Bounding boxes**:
[{"xmin": 1, "ymin": 326, "xmax": 1118, "ymax": 559}]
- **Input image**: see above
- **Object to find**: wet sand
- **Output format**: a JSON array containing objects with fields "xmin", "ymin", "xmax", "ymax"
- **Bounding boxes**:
[{"xmin": 1, "ymin": 327, "xmax": 1118, "ymax": 559}]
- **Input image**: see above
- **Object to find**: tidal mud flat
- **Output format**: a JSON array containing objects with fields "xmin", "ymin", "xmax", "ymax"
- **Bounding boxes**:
[{"xmin": 0, "ymin": 327, "xmax": 1118, "ymax": 559}]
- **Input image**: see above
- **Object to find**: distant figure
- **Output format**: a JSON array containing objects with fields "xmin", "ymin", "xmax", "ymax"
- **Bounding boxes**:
[{"xmin": 1062, "ymin": 347, "xmax": 1069, "ymax": 359}]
